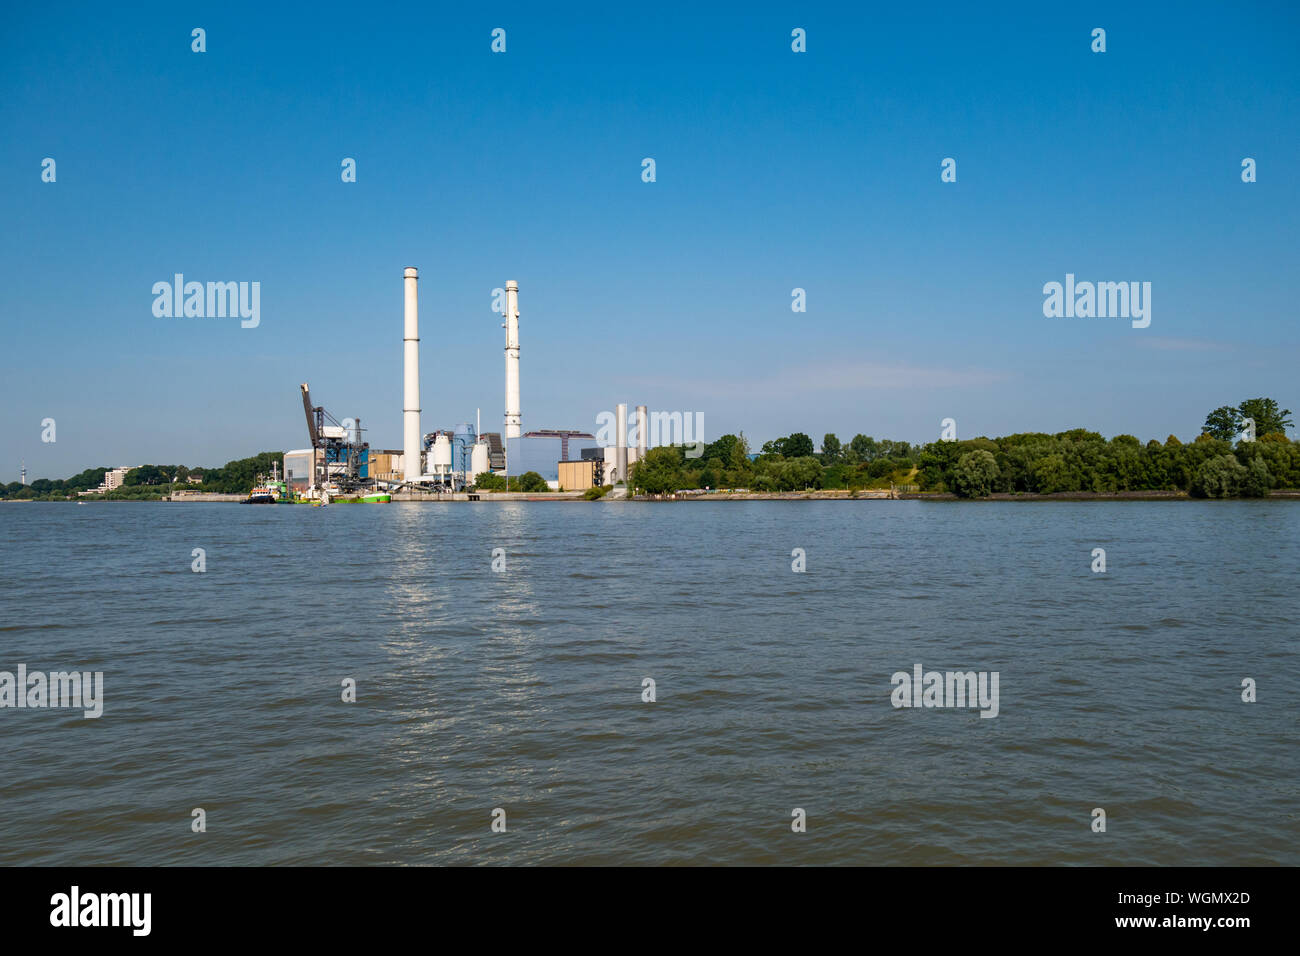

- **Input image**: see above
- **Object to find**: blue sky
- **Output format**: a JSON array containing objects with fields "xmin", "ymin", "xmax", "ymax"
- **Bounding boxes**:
[{"xmin": 3, "ymin": 1, "xmax": 1298, "ymax": 478}]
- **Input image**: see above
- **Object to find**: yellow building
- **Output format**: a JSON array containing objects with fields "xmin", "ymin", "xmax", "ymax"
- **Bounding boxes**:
[{"xmin": 558, "ymin": 459, "xmax": 600, "ymax": 491}]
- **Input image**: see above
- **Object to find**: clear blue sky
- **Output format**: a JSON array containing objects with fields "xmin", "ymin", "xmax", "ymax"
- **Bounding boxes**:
[{"xmin": 3, "ymin": 1, "xmax": 1298, "ymax": 479}]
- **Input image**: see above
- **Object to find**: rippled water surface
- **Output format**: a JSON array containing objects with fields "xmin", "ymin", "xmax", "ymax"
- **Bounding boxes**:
[{"xmin": 1, "ymin": 500, "xmax": 1296, "ymax": 865}]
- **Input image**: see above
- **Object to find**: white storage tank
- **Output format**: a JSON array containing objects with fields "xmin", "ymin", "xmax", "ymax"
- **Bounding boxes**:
[
  {"xmin": 423, "ymin": 432, "xmax": 452, "ymax": 480},
  {"xmin": 470, "ymin": 441, "xmax": 490, "ymax": 482},
  {"xmin": 433, "ymin": 433, "xmax": 452, "ymax": 469}
]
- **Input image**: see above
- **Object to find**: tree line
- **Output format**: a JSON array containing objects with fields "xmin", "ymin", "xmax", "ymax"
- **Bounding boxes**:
[
  {"xmin": 628, "ymin": 397, "xmax": 1296, "ymax": 499},
  {"xmin": 6, "ymin": 398, "xmax": 1293, "ymax": 501},
  {"xmin": 1, "ymin": 452, "xmax": 285, "ymax": 500}
]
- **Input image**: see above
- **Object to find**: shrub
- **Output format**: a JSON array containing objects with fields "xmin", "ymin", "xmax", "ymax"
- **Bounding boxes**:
[
  {"xmin": 1241, "ymin": 457, "xmax": 1272, "ymax": 497},
  {"xmin": 516, "ymin": 471, "xmax": 549, "ymax": 493},
  {"xmin": 1189, "ymin": 454, "xmax": 1248, "ymax": 498},
  {"xmin": 952, "ymin": 450, "xmax": 999, "ymax": 498}
]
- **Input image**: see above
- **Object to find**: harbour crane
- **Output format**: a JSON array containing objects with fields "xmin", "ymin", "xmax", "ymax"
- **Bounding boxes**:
[{"xmin": 299, "ymin": 383, "xmax": 370, "ymax": 491}]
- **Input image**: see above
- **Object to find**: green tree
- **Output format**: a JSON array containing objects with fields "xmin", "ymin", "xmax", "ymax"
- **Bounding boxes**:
[
  {"xmin": 1237, "ymin": 398, "xmax": 1293, "ymax": 438},
  {"xmin": 775, "ymin": 433, "xmax": 814, "ymax": 458},
  {"xmin": 472, "ymin": 472, "xmax": 506, "ymax": 490},
  {"xmin": 1190, "ymin": 454, "xmax": 1247, "ymax": 498},
  {"xmin": 820, "ymin": 433, "xmax": 842, "ymax": 464},
  {"xmin": 1030, "ymin": 453, "xmax": 1072, "ymax": 493},
  {"xmin": 848, "ymin": 434, "xmax": 878, "ymax": 463},
  {"xmin": 1204, "ymin": 405, "xmax": 1241, "ymax": 441},
  {"xmin": 952, "ymin": 450, "xmax": 999, "ymax": 498},
  {"xmin": 877, "ymin": 439, "xmax": 914, "ymax": 461},
  {"xmin": 703, "ymin": 434, "xmax": 740, "ymax": 464},
  {"xmin": 785, "ymin": 456, "xmax": 824, "ymax": 490},
  {"xmin": 197, "ymin": 452, "xmax": 285, "ymax": 494},
  {"xmin": 125, "ymin": 464, "xmax": 166, "ymax": 486},
  {"xmin": 1241, "ymin": 457, "xmax": 1272, "ymax": 497},
  {"xmin": 916, "ymin": 441, "xmax": 961, "ymax": 491},
  {"xmin": 731, "ymin": 432, "xmax": 751, "ymax": 469},
  {"xmin": 631, "ymin": 446, "xmax": 685, "ymax": 495},
  {"xmin": 515, "ymin": 471, "xmax": 549, "ymax": 492}
]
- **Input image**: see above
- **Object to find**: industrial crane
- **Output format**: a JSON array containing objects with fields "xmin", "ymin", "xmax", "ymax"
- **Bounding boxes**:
[{"xmin": 299, "ymin": 383, "xmax": 370, "ymax": 492}]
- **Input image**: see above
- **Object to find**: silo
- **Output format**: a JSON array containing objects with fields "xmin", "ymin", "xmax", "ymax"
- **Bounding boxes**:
[
  {"xmin": 453, "ymin": 423, "xmax": 475, "ymax": 486},
  {"xmin": 431, "ymin": 433, "xmax": 452, "ymax": 480},
  {"xmin": 470, "ymin": 441, "xmax": 490, "ymax": 483}
]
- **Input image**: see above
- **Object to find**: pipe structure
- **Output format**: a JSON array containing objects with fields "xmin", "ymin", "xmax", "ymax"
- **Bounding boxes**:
[
  {"xmin": 403, "ymin": 267, "xmax": 421, "ymax": 482},
  {"xmin": 504, "ymin": 280, "xmax": 521, "ymax": 441},
  {"xmin": 616, "ymin": 403, "xmax": 628, "ymax": 483},
  {"xmin": 636, "ymin": 405, "xmax": 648, "ymax": 464}
]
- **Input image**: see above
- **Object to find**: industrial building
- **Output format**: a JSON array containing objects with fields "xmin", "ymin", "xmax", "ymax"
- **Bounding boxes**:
[
  {"xmin": 284, "ymin": 267, "xmax": 672, "ymax": 498},
  {"xmin": 558, "ymin": 459, "xmax": 603, "ymax": 491},
  {"xmin": 482, "ymin": 433, "xmax": 505, "ymax": 471},
  {"xmin": 283, "ymin": 450, "xmax": 315, "ymax": 495},
  {"xmin": 366, "ymin": 450, "xmax": 405, "ymax": 484},
  {"xmin": 419, "ymin": 422, "xmax": 490, "ymax": 489},
  {"xmin": 512, "ymin": 436, "xmax": 563, "ymax": 483}
]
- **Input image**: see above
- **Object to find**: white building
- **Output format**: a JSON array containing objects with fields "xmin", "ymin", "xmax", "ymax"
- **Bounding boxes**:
[{"xmin": 94, "ymin": 467, "xmax": 135, "ymax": 493}]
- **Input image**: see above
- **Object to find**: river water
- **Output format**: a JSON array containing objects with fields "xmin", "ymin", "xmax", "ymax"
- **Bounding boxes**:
[{"xmin": 1, "ymin": 500, "xmax": 1295, "ymax": 865}]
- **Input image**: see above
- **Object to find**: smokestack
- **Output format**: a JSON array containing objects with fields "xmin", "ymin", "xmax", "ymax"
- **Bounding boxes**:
[
  {"xmin": 636, "ymin": 405, "xmax": 648, "ymax": 463},
  {"xmin": 616, "ymin": 403, "xmax": 628, "ymax": 483},
  {"xmin": 504, "ymin": 280, "xmax": 521, "ymax": 441},
  {"xmin": 403, "ymin": 267, "xmax": 420, "ymax": 482}
]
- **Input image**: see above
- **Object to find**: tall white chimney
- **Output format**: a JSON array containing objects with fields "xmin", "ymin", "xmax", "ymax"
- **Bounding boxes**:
[
  {"xmin": 403, "ymin": 267, "xmax": 421, "ymax": 482},
  {"xmin": 636, "ymin": 405, "xmax": 648, "ymax": 463},
  {"xmin": 504, "ymin": 280, "xmax": 521, "ymax": 441},
  {"xmin": 616, "ymin": 403, "xmax": 629, "ymax": 482}
]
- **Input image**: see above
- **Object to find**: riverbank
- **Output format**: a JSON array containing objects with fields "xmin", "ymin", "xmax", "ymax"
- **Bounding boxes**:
[
  {"xmin": 667, "ymin": 488, "xmax": 1300, "ymax": 501},
  {"xmin": 9, "ymin": 488, "xmax": 1300, "ymax": 504}
]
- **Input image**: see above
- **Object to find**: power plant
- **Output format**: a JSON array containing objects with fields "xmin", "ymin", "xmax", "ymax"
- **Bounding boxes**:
[{"xmin": 284, "ymin": 267, "xmax": 660, "ymax": 500}]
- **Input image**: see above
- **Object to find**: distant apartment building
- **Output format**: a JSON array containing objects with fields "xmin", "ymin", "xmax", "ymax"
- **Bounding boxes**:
[{"xmin": 94, "ymin": 466, "xmax": 134, "ymax": 493}]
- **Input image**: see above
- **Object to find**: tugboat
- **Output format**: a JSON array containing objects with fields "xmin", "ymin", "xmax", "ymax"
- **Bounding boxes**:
[
  {"xmin": 242, "ymin": 463, "xmax": 290, "ymax": 504},
  {"xmin": 243, "ymin": 485, "xmax": 278, "ymax": 504}
]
